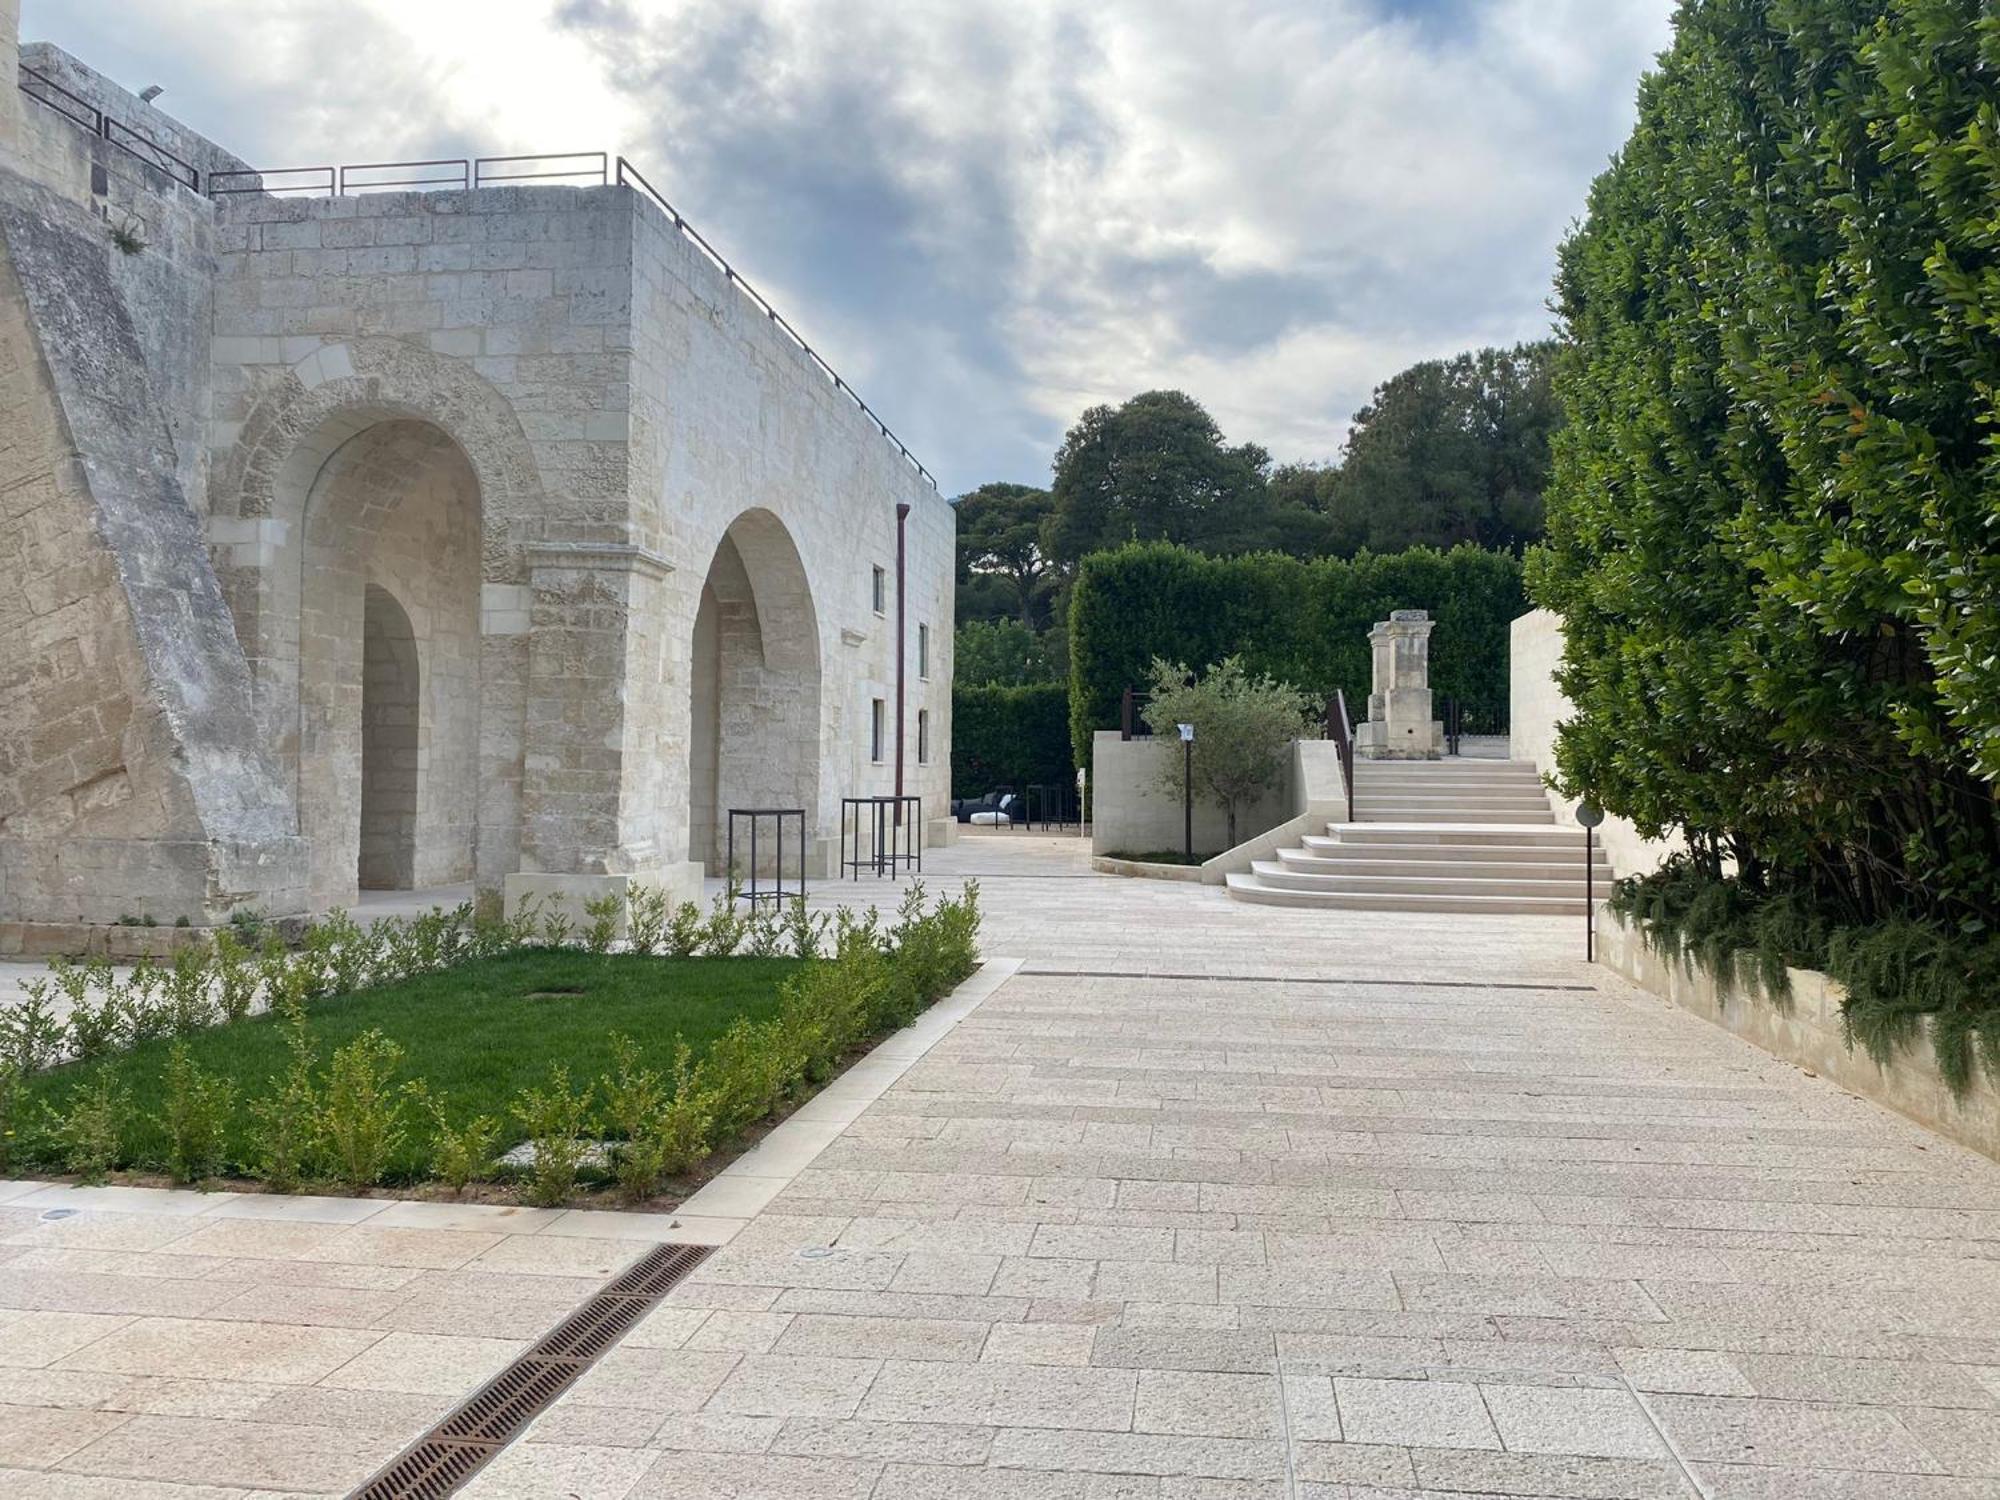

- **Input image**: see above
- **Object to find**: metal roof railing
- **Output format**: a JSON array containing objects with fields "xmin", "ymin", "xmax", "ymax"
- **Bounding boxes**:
[
  {"xmin": 9, "ymin": 68, "xmax": 936, "ymax": 490},
  {"xmin": 16, "ymin": 64, "xmax": 199, "ymax": 191},
  {"xmin": 613, "ymin": 157, "xmax": 935, "ymax": 490}
]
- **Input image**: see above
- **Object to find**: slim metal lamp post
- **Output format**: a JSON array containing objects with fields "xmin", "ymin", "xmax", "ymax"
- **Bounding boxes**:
[
  {"xmin": 1178, "ymin": 722, "xmax": 1196, "ymax": 863},
  {"xmin": 1575, "ymin": 801, "xmax": 1604, "ymax": 962}
]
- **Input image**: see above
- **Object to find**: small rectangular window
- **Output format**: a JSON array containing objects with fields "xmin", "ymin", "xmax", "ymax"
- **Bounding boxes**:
[
  {"xmin": 871, "ymin": 566, "xmax": 887, "ymax": 615},
  {"xmin": 917, "ymin": 708, "xmax": 930, "ymax": 764},
  {"xmin": 917, "ymin": 623, "xmax": 930, "ymax": 679},
  {"xmin": 871, "ymin": 698, "xmax": 886, "ymax": 762}
]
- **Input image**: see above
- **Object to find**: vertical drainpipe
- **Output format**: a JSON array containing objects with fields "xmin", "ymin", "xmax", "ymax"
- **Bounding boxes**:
[{"xmin": 894, "ymin": 503, "xmax": 911, "ymax": 815}]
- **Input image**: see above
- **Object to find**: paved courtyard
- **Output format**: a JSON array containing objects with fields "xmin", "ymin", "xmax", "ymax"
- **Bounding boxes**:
[{"xmin": 3, "ymin": 832, "xmax": 2000, "ymax": 1497}]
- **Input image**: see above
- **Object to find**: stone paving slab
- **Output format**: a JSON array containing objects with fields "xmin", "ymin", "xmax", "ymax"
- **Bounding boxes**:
[{"xmin": 2, "ymin": 835, "xmax": 1999, "ymax": 1495}]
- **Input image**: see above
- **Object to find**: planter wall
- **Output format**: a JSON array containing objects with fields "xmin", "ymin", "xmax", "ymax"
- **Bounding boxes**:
[{"xmin": 1596, "ymin": 905, "xmax": 2000, "ymax": 1165}]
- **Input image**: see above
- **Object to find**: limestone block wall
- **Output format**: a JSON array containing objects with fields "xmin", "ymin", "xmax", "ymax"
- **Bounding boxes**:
[
  {"xmin": 206, "ymin": 185, "xmax": 636, "ymax": 904},
  {"xmin": 627, "ymin": 193, "xmax": 954, "ymax": 880},
  {"xmin": 1509, "ymin": 608, "xmax": 1677, "ymax": 879},
  {"xmin": 3, "ymin": 13, "xmax": 956, "ymax": 922}
]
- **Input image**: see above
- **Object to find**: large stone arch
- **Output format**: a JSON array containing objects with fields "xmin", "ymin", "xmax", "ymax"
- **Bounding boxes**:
[
  {"xmin": 210, "ymin": 338, "xmax": 545, "ymax": 906},
  {"xmin": 687, "ymin": 508, "xmax": 823, "ymax": 873}
]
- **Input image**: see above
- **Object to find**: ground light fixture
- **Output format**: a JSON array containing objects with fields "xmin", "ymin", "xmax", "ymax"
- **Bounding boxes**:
[
  {"xmin": 1575, "ymin": 800, "xmax": 1604, "ymax": 960},
  {"xmin": 1178, "ymin": 723, "xmax": 1196, "ymax": 862}
]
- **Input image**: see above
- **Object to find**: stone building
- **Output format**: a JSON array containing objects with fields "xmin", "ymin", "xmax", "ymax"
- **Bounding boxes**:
[{"xmin": 0, "ymin": 6, "xmax": 954, "ymax": 940}]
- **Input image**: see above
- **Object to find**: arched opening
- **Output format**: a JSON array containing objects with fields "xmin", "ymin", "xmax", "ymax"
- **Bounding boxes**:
[
  {"xmin": 358, "ymin": 584, "xmax": 419, "ymax": 890},
  {"xmin": 295, "ymin": 419, "xmax": 483, "ymax": 903},
  {"xmin": 687, "ymin": 510, "xmax": 822, "ymax": 873}
]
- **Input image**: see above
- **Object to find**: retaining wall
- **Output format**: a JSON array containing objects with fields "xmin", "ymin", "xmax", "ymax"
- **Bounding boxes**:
[{"xmin": 1597, "ymin": 905, "xmax": 2000, "ymax": 1165}]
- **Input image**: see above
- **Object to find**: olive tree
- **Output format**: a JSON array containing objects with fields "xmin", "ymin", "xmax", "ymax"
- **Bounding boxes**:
[{"xmin": 1142, "ymin": 657, "xmax": 1316, "ymax": 848}]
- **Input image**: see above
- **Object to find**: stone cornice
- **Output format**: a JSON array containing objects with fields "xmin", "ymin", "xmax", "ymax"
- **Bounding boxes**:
[{"xmin": 524, "ymin": 542, "xmax": 675, "ymax": 580}]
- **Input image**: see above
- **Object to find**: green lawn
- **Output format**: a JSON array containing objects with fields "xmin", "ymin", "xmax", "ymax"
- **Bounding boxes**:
[{"xmin": 21, "ymin": 949, "xmax": 802, "ymax": 1180}]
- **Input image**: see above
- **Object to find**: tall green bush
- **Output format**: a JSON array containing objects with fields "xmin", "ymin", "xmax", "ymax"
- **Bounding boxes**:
[
  {"xmin": 1066, "ymin": 541, "xmax": 1522, "ymax": 765},
  {"xmin": 1531, "ymin": 0, "xmax": 2000, "ymax": 929},
  {"xmin": 952, "ymin": 681, "xmax": 1071, "ymax": 799}
]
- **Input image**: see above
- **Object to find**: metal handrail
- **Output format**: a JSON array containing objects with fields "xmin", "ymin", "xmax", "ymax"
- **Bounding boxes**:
[
  {"xmin": 614, "ymin": 156, "xmax": 937, "ymax": 490},
  {"xmin": 1330, "ymin": 690, "xmax": 1356, "ymax": 824},
  {"xmin": 1120, "ymin": 687, "xmax": 1155, "ymax": 741},
  {"xmin": 474, "ymin": 152, "xmax": 607, "ymax": 188},
  {"xmin": 339, "ymin": 158, "xmax": 469, "ymax": 194},
  {"xmin": 17, "ymin": 63, "xmax": 95, "ymax": 132},
  {"xmin": 17, "ymin": 65, "xmax": 199, "ymax": 191},
  {"xmin": 208, "ymin": 165, "xmax": 335, "ymax": 196}
]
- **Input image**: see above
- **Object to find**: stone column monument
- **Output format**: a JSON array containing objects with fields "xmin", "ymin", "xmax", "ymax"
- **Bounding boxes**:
[{"xmin": 1354, "ymin": 609, "xmax": 1442, "ymax": 759}]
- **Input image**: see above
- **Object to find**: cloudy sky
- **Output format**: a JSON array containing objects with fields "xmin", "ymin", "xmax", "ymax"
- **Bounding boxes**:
[{"xmin": 25, "ymin": 0, "xmax": 1674, "ymax": 495}]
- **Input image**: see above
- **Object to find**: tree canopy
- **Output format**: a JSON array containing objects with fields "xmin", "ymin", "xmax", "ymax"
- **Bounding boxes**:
[
  {"xmin": 952, "ymin": 482, "xmax": 1055, "ymax": 628},
  {"xmin": 953, "ymin": 618, "xmax": 1060, "ymax": 687},
  {"xmin": 1321, "ymin": 342, "xmax": 1557, "ymax": 556},
  {"xmin": 1043, "ymin": 391, "xmax": 1272, "ymax": 567}
]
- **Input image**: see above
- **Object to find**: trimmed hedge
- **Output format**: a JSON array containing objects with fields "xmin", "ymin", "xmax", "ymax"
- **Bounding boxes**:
[
  {"xmin": 1531, "ymin": 0, "xmax": 2000, "ymax": 930},
  {"xmin": 1066, "ymin": 542, "xmax": 1523, "ymax": 765},
  {"xmin": 952, "ymin": 682, "xmax": 1071, "ymax": 799}
]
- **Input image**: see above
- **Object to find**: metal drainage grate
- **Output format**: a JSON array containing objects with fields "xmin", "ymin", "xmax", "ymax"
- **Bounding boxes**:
[{"xmin": 350, "ymin": 1241, "xmax": 712, "ymax": 1500}]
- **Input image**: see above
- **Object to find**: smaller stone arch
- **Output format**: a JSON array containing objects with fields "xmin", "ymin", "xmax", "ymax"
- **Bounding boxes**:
[
  {"xmin": 687, "ymin": 508, "xmax": 823, "ymax": 872},
  {"xmin": 210, "ymin": 339, "xmax": 545, "ymax": 907}
]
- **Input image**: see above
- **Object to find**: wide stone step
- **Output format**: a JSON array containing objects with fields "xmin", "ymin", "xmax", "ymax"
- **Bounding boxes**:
[
  {"xmin": 1224, "ymin": 872, "xmax": 1589, "ymax": 914},
  {"xmin": 1275, "ymin": 849, "xmax": 1607, "ymax": 880},
  {"xmin": 1355, "ymin": 792, "xmax": 1548, "ymax": 802},
  {"xmin": 1353, "ymin": 796, "xmax": 1553, "ymax": 813},
  {"xmin": 1360, "ymin": 768, "xmax": 1544, "ymax": 780},
  {"xmin": 1354, "ymin": 776, "xmax": 1546, "ymax": 790},
  {"xmin": 1354, "ymin": 763, "xmax": 1543, "ymax": 777},
  {"xmin": 1352, "ymin": 784, "xmax": 1547, "ymax": 798},
  {"xmin": 1249, "ymin": 860, "xmax": 1590, "ymax": 897},
  {"xmin": 1319, "ymin": 824, "xmax": 1600, "ymax": 847},
  {"xmin": 1302, "ymin": 835, "xmax": 1608, "ymax": 865},
  {"xmin": 1354, "ymin": 807, "xmax": 1555, "ymax": 824}
]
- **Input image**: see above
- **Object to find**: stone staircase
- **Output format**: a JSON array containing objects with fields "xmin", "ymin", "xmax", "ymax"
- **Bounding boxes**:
[{"xmin": 1224, "ymin": 758, "xmax": 1610, "ymax": 913}]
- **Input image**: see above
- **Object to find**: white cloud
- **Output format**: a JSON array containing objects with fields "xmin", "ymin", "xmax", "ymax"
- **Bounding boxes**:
[{"xmin": 22, "ymin": 0, "xmax": 1674, "ymax": 490}]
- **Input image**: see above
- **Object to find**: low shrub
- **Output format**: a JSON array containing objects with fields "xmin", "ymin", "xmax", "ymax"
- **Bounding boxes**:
[
  {"xmin": 512, "ymin": 1065, "xmax": 595, "ymax": 1207},
  {"xmin": 252, "ymin": 1003, "xmax": 320, "ymax": 1192},
  {"xmin": 409, "ymin": 1085, "xmax": 499, "ymax": 1194},
  {"xmin": 52, "ymin": 1075, "xmax": 127, "ymax": 1185},
  {"xmin": 581, "ymin": 893, "xmax": 623, "ymax": 955},
  {"xmin": 318, "ymin": 1030, "xmax": 406, "ymax": 1189},
  {"xmin": 600, "ymin": 1035, "xmax": 671, "ymax": 1202},
  {"xmin": 157, "ymin": 1041, "xmax": 235, "ymax": 1185}
]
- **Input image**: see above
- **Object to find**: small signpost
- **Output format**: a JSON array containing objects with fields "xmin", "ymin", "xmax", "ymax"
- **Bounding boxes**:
[{"xmin": 1575, "ymin": 800, "xmax": 1604, "ymax": 961}]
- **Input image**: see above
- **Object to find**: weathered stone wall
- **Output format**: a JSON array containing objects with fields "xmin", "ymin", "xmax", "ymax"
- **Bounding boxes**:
[
  {"xmin": 0, "ymin": 170, "xmax": 304, "ymax": 925},
  {"xmin": 6, "ymin": 43, "xmax": 244, "ymax": 535}
]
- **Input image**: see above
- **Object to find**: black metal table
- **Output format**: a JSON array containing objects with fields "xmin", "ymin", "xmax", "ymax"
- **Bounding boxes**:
[
  {"xmin": 725, "ymin": 807, "xmax": 807, "ymax": 905},
  {"xmin": 838, "ymin": 795, "xmax": 922, "ymax": 879}
]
